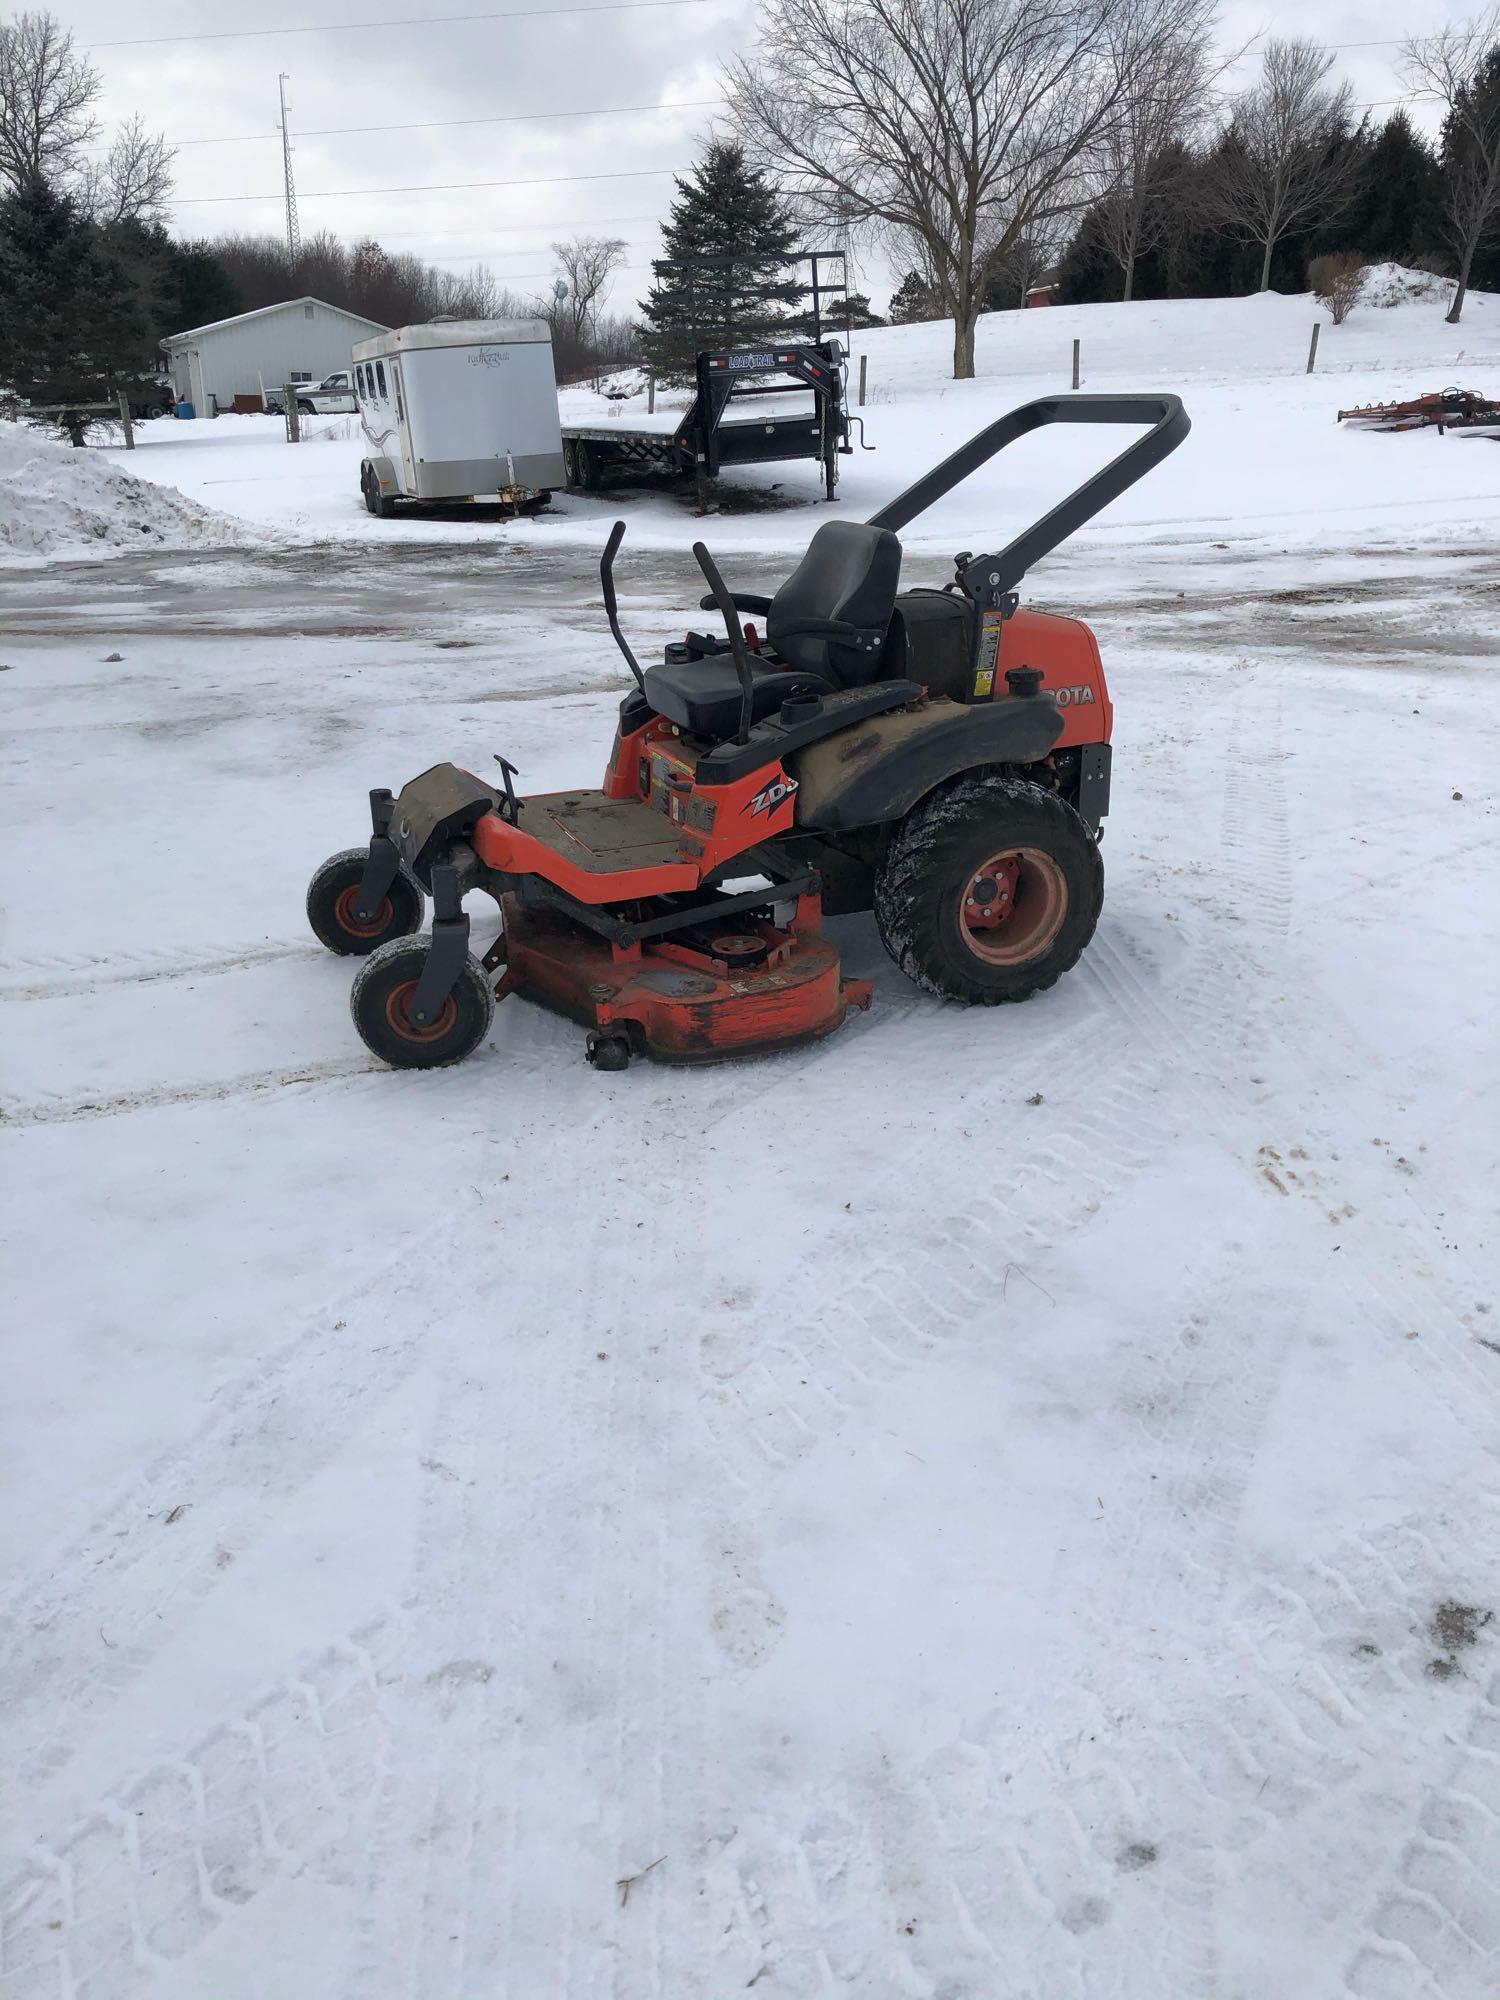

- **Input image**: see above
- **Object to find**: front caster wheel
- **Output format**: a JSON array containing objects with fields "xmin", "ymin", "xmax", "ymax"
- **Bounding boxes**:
[
  {"xmin": 307, "ymin": 847, "xmax": 424, "ymax": 956},
  {"xmin": 585, "ymin": 1030, "xmax": 631, "ymax": 1072},
  {"xmin": 350, "ymin": 937, "xmax": 494, "ymax": 1068}
]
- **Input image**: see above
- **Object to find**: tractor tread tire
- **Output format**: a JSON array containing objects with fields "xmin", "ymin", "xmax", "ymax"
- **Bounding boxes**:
[
  {"xmin": 350, "ymin": 937, "xmax": 494, "ymax": 1069},
  {"xmin": 874, "ymin": 772, "xmax": 1103, "ymax": 1005},
  {"xmin": 307, "ymin": 847, "xmax": 424, "ymax": 956}
]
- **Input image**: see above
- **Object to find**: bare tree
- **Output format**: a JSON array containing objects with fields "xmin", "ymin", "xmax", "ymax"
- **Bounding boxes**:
[
  {"xmin": 727, "ymin": 0, "xmax": 1218, "ymax": 379},
  {"xmin": 78, "ymin": 113, "xmax": 175, "ymax": 223},
  {"xmin": 551, "ymin": 234, "xmax": 628, "ymax": 345},
  {"xmin": 1403, "ymin": 10, "xmax": 1500, "ymax": 324},
  {"xmin": 1209, "ymin": 39, "xmax": 1356, "ymax": 292},
  {"xmin": 1093, "ymin": 33, "xmax": 1216, "ymax": 299},
  {"xmin": 0, "ymin": 9, "xmax": 100, "ymax": 195}
]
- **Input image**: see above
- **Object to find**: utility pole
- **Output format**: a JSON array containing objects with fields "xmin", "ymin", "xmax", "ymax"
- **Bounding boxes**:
[{"xmin": 278, "ymin": 73, "xmax": 301, "ymax": 269}]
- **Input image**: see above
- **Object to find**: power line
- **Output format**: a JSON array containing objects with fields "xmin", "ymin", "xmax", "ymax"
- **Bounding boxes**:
[
  {"xmin": 374, "ymin": 212, "xmax": 664, "ymax": 238},
  {"xmin": 169, "ymin": 165, "xmax": 680, "ymax": 206},
  {"xmin": 157, "ymin": 97, "xmax": 725, "ymax": 148},
  {"xmin": 87, "ymin": 0, "xmax": 721, "ymax": 50}
]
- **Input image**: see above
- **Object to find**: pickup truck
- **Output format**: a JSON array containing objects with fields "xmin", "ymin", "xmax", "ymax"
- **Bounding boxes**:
[{"xmin": 268, "ymin": 372, "xmax": 359, "ymax": 416}]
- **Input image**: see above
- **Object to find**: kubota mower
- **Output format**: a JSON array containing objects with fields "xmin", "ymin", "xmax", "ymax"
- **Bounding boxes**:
[{"xmin": 307, "ymin": 393, "xmax": 1189, "ymax": 1070}]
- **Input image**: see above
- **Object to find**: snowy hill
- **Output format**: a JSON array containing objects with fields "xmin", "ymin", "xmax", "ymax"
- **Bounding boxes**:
[{"xmin": 61, "ymin": 274, "xmax": 1500, "ymax": 572}]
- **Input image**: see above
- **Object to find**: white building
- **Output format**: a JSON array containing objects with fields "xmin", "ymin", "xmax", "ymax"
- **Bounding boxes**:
[{"xmin": 160, "ymin": 297, "xmax": 388, "ymax": 415}]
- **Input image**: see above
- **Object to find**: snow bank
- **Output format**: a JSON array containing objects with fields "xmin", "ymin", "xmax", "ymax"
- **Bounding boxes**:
[
  {"xmin": 1362, "ymin": 261, "xmax": 1452, "ymax": 309},
  {"xmin": 0, "ymin": 420, "xmax": 267, "ymax": 566}
]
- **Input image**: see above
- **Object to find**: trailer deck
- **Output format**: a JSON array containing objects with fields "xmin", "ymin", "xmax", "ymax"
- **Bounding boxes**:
[{"xmin": 560, "ymin": 340, "xmax": 859, "ymax": 503}]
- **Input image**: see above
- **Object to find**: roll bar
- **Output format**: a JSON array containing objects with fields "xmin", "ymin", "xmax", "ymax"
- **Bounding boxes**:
[{"xmin": 867, "ymin": 392, "xmax": 1189, "ymax": 605}]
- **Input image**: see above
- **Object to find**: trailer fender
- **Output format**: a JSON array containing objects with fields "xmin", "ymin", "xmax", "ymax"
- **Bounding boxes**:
[
  {"xmin": 365, "ymin": 455, "xmax": 399, "ymax": 494},
  {"xmin": 787, "ymin": 694, "xmax": 1064, "ymax": 833}
]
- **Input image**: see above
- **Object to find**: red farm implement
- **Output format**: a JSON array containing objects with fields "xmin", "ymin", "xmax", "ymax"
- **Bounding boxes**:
[{"xmin": 1337, "ymin": 387, "xmax": 1500, "ymax": 433}]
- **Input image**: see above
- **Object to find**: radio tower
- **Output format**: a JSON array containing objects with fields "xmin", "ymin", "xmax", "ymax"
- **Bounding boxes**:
[{"xmin": 278, "ymin": 73, "xmax": 301, "ymax": 268}]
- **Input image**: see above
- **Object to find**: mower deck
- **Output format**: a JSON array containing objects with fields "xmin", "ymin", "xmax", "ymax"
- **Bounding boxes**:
[{"xmin": 499, "ymin": 897, "xmax": 870, "ymax": 1063}]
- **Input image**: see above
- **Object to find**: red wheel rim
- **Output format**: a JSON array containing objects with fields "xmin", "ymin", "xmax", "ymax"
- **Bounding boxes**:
[
  {"xmin": 385, "ymin": 979, "xmax": 457, "ymax": 1044},
  {"xmin": 334, "ymin": 883, "xmax": 393, "ymax": 939},
  {"xmin": 959, "ymin": 846, "xmax": 1068, "ymax": 966}
]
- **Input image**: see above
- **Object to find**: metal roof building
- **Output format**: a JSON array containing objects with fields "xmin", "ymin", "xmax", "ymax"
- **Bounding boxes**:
[{"xmin": 160, "ymin": 296, "xmax": 387, "ymax": 414}]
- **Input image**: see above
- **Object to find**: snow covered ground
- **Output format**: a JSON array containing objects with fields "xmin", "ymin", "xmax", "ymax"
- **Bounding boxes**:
[{"xmin": 3, "ymin": 281, "xmax": 1499, "ymax": 1999}]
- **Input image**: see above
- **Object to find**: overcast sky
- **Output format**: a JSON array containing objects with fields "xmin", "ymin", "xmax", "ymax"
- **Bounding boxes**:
[{"xmin": 65, "ymin": 0, "xmax": 1472, "ymax": 314}]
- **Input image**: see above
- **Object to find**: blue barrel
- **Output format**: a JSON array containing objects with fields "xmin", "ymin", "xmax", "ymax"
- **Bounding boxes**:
[{"xmin": 176, "ymin": 400, "xmax": 195, "ymax": 420}]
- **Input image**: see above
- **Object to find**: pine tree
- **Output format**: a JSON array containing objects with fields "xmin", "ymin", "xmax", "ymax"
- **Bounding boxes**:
[
  {"xmin": 888, "ymin": 270, "xmax": 939, "ymax": 322},
  {"xmin": 0, "ymin": 176, "xmax": 150, "ymax": 440},
  {"xmin": 1332, "ymin": 112, "xmax": 1444, "ymax": 267},
  {"xmin": 637, "ymin": 140, "xmax": 806, "ymax": 377}
]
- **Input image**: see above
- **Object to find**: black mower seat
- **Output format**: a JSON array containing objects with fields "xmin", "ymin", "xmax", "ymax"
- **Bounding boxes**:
[
  {"xmin": 643, "ymin": 655, "xmax": 832, "ymax": 738},
  {"xmin": 767, "ymin": 520, "xmax": 903, "ymax": 685}
]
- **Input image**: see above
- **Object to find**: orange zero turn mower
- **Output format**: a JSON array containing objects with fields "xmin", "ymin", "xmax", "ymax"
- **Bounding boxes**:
[{"xmin": 307, "ymin": 392, "xmax": 1190, "ymax": 1069}]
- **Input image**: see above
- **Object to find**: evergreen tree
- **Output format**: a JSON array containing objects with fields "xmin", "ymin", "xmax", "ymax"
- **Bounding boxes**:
[
  {"xmin": 888, "ymin": 269, "xmax": 939, "ymax": 322},
  {"xmin": 637, "ymin": 140, "xmax": 805, "ymax": 376},
  {"xmin": 1331, "ymin": 112, "xmax": 1444, "ymax": 267},
  {"xmin": 0, "ymin": 176, "xmax": 150, "ymax": 440},
  {"xmin": 1440, "ymin": 43, "xmax": 1500, "ymax": 297}
]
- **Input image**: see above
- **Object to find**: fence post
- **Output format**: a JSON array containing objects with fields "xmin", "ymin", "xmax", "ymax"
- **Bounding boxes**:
[
  {"xmin": 284, "ymin": 384, "xmax": 301, "ymax": 444},
  {"xmin": 647, "ymin": 375, "xmax": 655, "ymax": 415},
  {"xmin": 1306, "ymin": 322, "xmax": 1320, "ymax": 374},
  {"xmin": 117, "ymin": 391, "xmax": 135, "ymax": 450},
  {"xmin": 1071, "ymin": 338, "xmax": 1081, "ymax": 391},
  {"xmin": 858, "ymin": 353, "xmax": 868, "ymax": 407}
]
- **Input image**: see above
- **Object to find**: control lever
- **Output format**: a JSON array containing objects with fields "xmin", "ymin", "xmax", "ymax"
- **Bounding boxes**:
[
  {"xmin": 599, "ymin": 519, "xmax": 645, "ymax": 693},
  {"xmin": 692, "ymin": 540, "xmax": 757, "ymax": 746}
]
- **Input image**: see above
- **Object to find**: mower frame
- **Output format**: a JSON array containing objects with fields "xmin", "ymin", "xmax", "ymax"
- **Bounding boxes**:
[{"xmin": 318, "ymin": 391, "xmax": 1190, "ymax": 1062}]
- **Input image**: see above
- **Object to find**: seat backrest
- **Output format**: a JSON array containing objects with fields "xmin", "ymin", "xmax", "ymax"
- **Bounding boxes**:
[{"xmin": 767, "ymin": 520, "xmax": 903, "ymax": 685}]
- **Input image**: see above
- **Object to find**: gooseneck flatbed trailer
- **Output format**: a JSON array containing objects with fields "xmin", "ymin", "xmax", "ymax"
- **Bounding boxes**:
[{"xmin": 560, "ymin": 339, "xmax": 858, "ymax": 504}]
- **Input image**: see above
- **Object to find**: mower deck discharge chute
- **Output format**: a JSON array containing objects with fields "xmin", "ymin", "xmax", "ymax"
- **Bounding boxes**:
[{"xmin": 307, "ymin": 392, "xmax": 1190, "ymax": 1069}]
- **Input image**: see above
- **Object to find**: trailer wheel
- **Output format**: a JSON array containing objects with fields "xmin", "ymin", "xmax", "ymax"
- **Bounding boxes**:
[
  {"xmin": 307, "ymin": 847, "xmax": 424, "ymax": 955},
  {"xmin": 874, "ymin": 774, "xmax": 1102, "ymax": 1004},
  {"xmin": 565, "ymin": 440, "xmax": 597, "ymax": 492},
  {"xmin": 361, "ymin": 465, "xmax": 379, "ymax": 515},
  {"xmin": 350, "ymin": 937, "xmax": 494, "ymax": 1069}
]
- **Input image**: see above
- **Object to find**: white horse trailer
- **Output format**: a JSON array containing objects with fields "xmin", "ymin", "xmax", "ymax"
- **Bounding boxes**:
[{"xmin": 351, "ymin": 319, "xmax": 567, "ymax": 516}]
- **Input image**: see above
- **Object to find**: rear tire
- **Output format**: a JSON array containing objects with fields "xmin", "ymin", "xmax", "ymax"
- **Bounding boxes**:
[
  {"xmin": 307, "ymin": 847, "xmax": 424, "ymax": 956},
  {"xmin": 873, "ymin": 773, "xmax": 1103, "ymax": 1004},
  {"xmin": 350, "ymin": 936, "xmax": 494, "ymax": 1069}
]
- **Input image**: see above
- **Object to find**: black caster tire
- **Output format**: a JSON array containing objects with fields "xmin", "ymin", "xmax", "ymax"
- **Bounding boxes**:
[
  {"xmin": 350, "ymin": 937, "xmax": 494, "ymax": 1069},
  {"xmin": 874, "ymin": 774, "xmax": 1103, "ymax": 1004},
  {"xmin": 586, "ymin": 1030, "xmax": 631, "ymax": 1072},
  {"xmin": 307, "ymin": 847, "xmax": 424, "ymax": 956}
]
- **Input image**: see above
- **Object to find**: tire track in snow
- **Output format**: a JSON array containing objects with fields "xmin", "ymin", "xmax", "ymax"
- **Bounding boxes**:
[
  {"xmin": 0, "ymin": 1054, "xmax": 383, "ymax": 1127},
  {"xmin": 1346, "ymin": 1662, "xmax": 1500, "ymax": 1999},
  {"xmin": 2, "ymin": 1079, "xmax": 638, "ymax": 1995},
  {"xmin": 0, "ymin": 941, "xmax": 315, "ymax": 1004},
  {"xmin": 342, "ymin": 1110, "xmax": 696, "ymax": 2000},
  {"xmin": 1, "ymin": 1239, "xmax": 435, "ymax": 1800},
  {"xmin": 684, "ymin": 671, "xmax": 1299, "ymax": 1995},
  {"xmin": 0, "ymin": 1626, "xmax": 391, "ymax": 2000}
]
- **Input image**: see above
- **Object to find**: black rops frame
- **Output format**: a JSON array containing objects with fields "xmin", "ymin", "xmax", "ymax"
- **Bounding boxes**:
[{"xmin": 868, "ymin": 393, "xmax": 1190, "ymax": 608}]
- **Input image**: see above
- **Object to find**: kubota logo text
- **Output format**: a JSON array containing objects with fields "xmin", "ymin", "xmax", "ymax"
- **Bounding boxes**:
[{"xmin": 1053, "ymin": 685, "xmax": 1096, "ymax": 707}]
